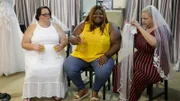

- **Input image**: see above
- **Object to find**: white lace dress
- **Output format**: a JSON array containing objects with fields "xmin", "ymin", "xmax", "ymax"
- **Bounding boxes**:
[
  {"xmin": 22, "ymin": 22, "xmax": 67, "ymax": 98},
  {"xmin": 0, "ymin": 0, "xmax": 24, "ymax": 76}
]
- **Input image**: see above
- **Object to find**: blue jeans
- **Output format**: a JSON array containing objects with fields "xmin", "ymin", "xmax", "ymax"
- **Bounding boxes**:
[{"xmin": 63, "ymin": 55, "xmax": 114, "ymax": 92}]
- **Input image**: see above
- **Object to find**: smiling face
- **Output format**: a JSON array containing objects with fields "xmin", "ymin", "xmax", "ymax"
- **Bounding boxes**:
[{"xmin": 93, "ymin": 9, "xmax": 104, "ymax": 26}]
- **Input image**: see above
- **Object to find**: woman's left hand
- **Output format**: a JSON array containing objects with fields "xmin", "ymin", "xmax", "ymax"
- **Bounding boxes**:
[
  {"xmin": 54, "ymin": 44, "xmax": 63, "ymax": 52},
  {"xmin": 97, "ymin": 55, "xmax": 108, "ymax": 67}
]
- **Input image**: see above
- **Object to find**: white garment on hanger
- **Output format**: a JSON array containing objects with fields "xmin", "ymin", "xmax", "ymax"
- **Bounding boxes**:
[{"xmin": 0, "ymin": 0, "xmax": 25, "ymax": 76}]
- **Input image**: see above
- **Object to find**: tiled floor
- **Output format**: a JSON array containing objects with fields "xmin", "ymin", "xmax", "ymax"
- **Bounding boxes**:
[{"xmin": 0, "ymin": 70, "xmax": 180, "ymax": 101}]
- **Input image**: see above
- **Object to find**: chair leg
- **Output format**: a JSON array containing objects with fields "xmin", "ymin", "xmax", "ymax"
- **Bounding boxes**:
[
  {"xmin": 67, "ymin": 77, "xmax": 71, "ymax": 87},
  {"xmin": 148, "ymin": 84, "xmax": 153, "ymax": 101},
  {"xmin": 112, "ymin": 71, "xmax": 114, "ymax": 86},
  {"xmin": 85, "ymin": 71, "xmax": 88, "ymax": 76},
  {"xmin": 164, "ymin": 80, "xmax": 168, "ymax": 100},
  {"xmin": 147, "ymin": 80, "xmax": 168, "ymax": 101},
  {"xmin": 147, "ymin": 86, "xmax": 150, "ymax": 95},
  {"xmin": 108, "ymin": 77, "xmax": 111, "ymax": 90},
  {"xmin": 89, "ymin": 70, "xmax": 93, "ymax": 88},
  {"xmin": 103, "ymin": 84, "xmax": 106, "ymax": 100}
]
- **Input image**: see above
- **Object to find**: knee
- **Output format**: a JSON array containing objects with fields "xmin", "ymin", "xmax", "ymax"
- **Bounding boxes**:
[
  {"xmin": 63, "ymin": 60, "xmax": 72, "ymax": 74},
  {"xmin": 95, "ymin": 70, "xmax": 111, "ymax": 80},
  {"xmin": 63, "ymin": 61, "xmax": 80, "ymax": 77},
  {"xmin": 96, "ymin": 65, "xmax": 113, "ymax": 79}
]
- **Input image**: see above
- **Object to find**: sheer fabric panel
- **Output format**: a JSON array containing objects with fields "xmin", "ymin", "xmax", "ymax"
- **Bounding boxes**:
[
  {"xmin": 14, "ymin": 0, "xmax": 80, "ymax": 29},
  {"xmin": 125, "ymin": 0, "xmax": 179, "ymax": 70}
]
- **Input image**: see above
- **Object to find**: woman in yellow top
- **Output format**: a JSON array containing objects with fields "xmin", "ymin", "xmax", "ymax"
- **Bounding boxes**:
[{"xmin": 63, "ymin": 5, "xmax": 121, "ymax": 101}]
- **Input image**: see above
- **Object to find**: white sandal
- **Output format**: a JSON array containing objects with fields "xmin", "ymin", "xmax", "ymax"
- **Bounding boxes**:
[
  {"xmin": 90, "ymin": 97, "xmax": 99, "ymax": 101},
  {"xmin": 73, "ymin": 92, "xmax": 90, "ymax": 101}
]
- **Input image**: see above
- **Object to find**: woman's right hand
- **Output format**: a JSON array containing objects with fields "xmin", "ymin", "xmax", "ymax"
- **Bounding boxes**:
[
  {"xmin": 124, "ymin": 20, "xmax": 130, "ymax": 24},
  {"xmin": 33, "ymin": 44, "xmax": 45, "ymax": 52},
  {"xmin": 70, "ymin": 35, "xmax": 81, "ymax": 45}
]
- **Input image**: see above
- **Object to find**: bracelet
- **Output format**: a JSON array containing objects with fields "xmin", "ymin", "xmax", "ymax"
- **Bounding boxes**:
[
  {"xmin": 105, "ymin": 53, "xmax": 110, "ymax": 58},
  {"xmin": 72, "ymin": 34, "xmax": 79, "ymax": 37}
]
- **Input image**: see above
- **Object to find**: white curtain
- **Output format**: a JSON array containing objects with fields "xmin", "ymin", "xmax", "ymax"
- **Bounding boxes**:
[
  {"xmin": 14, "ymin": 0, "xmax": 80, "ymax": 29},
  {"xmin": 125, "ymin": 0, "xmax": 173, "ymax": 26},
  {"xmin": 172, "ymin": 0, "xmax": 180, "ymax": 71}
]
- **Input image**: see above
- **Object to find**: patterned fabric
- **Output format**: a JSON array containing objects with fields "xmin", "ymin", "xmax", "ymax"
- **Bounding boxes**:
[
  {"xmin": 0, "ymin": 0, "xmax": 15, "ymax": 28},
  {"xmin": 129, "ymin": 31, "xmax": 162, "ymax": 101}
]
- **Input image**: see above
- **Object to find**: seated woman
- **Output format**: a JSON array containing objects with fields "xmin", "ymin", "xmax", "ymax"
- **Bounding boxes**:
[
  {"xmin": 118, "ymin": 5, "xmax": 174, "ymax": 101},
  {"xmin": 21, "ymin": 6, "xmax": 68, "ymax": 101},
  {"xmin": 63, "ymin": 5, "xmax": 121, "ymax": 101}
]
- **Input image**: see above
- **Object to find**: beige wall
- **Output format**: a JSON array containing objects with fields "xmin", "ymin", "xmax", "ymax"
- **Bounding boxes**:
[
  {"xmin": 82, "ymin": 0, "xmax": 126, "ymax": 28},
  {"xmin": 106, "ymin": 10, "xmax": 124, "ymax": 28},
  {"xmin": 113, "ymin": 0, "xmax": 126, "ymax": 9}
]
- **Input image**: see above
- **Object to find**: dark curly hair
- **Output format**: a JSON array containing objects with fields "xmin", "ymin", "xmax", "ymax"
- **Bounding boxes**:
[{"xmin": 35, "ymin": 6, "xmax": 52, "ymax": 21}]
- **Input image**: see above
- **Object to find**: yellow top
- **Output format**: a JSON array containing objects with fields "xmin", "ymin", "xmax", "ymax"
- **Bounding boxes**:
[{"xmin": 71, "ymin": 22, "xmax": 111, "ymax": 62}]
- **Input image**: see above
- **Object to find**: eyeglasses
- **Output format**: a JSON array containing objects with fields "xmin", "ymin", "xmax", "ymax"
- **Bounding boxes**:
[{"xmin": 41, "ymin": 13, "xmax": 50, "ymax": 17}]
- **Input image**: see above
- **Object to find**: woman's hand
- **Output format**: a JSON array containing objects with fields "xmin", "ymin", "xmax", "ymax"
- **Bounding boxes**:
[
  {"xmin": 70, "ymin": 35, "xmax": 82, "ymax": 45},
  {"xmin": 54, "ymin": 44, "xmax": 63, "ymax": 52},
  {"xmin": 33, "ymin": 44, "xmax": 45, "ymax": 52},
  {"xmin": 97, "ymin": 55, "xmax": 108, "ymax": 67},
  {"xmin": 124, "ymin": 20, "xmax": 131, "ymax": 24},
  {"xmin": 125, "ymin": 20, "xmax": 141, "ymax": 28}
]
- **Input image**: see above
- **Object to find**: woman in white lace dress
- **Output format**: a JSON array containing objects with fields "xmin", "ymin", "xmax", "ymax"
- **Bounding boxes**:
[
  {"xmin": 0, "ymin": 0, "xmax": 24, "ymax": 76},
  {"xmin": 21, "ymin": 6, "xmax": 68, "ymax": 101}
]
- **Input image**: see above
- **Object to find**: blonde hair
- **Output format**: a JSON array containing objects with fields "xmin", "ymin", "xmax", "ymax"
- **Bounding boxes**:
[{"xmin": 142, "ymin": 5, "xmax": 152, "ymax": 17}]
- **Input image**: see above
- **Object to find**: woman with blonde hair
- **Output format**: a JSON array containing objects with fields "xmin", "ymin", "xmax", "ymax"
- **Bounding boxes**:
[{"xmin": 118, "ymin": 5, "xmax": 174, "ymax": 101}]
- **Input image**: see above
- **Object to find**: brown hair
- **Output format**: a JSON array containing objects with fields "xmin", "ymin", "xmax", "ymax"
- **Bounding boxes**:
[{"xmin": 84, "ymin": 5, "xmax": 108, "ymax": 33}]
